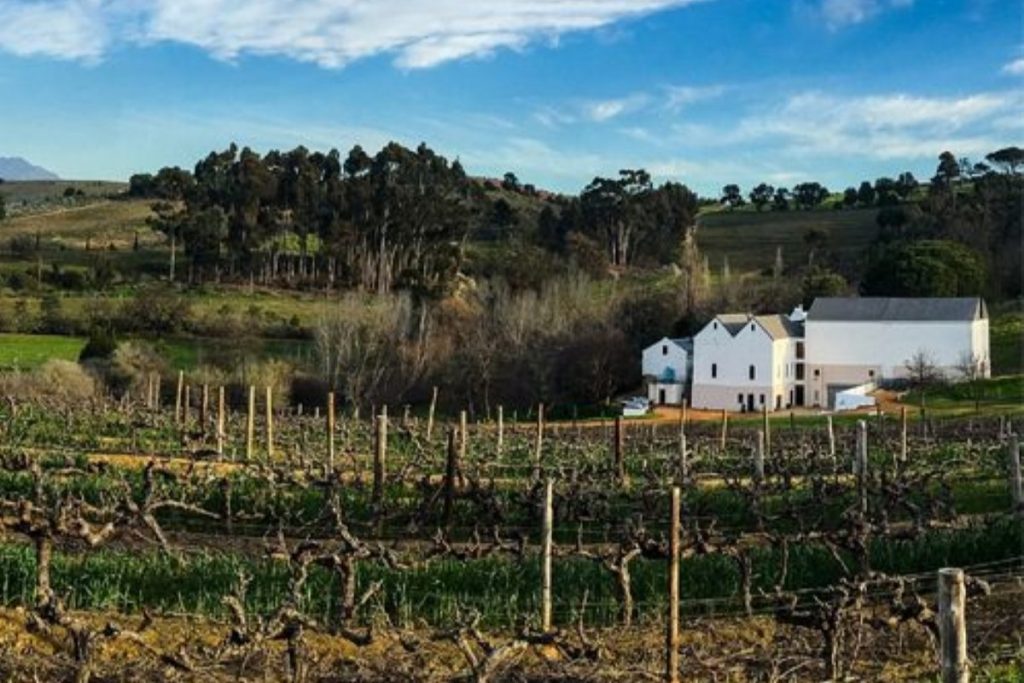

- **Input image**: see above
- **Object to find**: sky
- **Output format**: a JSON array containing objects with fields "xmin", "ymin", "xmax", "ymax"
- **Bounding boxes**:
[{"xmin": 0, "ymin": 0, "xmax": 1021, "ymax": 196}]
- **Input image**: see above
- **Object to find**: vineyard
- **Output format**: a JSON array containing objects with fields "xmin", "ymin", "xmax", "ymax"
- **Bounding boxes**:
[{"xmin": 0, "ymin": 382, "xmax": 1021, "ymax": 682}]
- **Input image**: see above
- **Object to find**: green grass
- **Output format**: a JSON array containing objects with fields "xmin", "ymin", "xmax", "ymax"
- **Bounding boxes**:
[
  {"xmin": 0, "ymin": 333, "xmax": 85, "ymax": 370},
  {"xmin": 990, "ymin": 308, "xmax": 1023, "ymax": 375},
  {"xmin": 697, "ymin": 207, "xmax": 880, "ymax": 274}
]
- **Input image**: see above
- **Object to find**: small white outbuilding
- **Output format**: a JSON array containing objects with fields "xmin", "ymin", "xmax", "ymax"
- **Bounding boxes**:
[{"xmin": 642, "ymin": 337, "xmax": 691, "ymax": 405}]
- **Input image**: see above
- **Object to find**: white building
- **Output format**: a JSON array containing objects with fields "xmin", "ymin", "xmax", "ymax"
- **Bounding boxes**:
[
  {"xmin": 805, "ymin": 297, "xmax": 990, "ymax": 408},
  {"xmin": 642, "ymin": 337, "xmax": 691, "ymax": 405},
  {"xmin": 690, "ymin": 313, "xmax": 805, "ymax": 412}
]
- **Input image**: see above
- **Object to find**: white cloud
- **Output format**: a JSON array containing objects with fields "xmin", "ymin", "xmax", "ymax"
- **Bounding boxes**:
[
  {"xmin": 818, "ymin": 0, "xmax": 913, "ymax": 30},
  {"xmin": 1002, "ymin": 57, "xmax": 1024, "ymax": 76},
  {"xmin": 0, "ymin": 0, "xmax": 108, "ymax": 61},
  {"xmin": 582, "ymin": 93, "xmax": 649, "ymax": 121},
  {"xmin": 0, "ymin": 0, "xmax": 703, "ymax": 67},
  {"xmin": 663, "ymin": 83, "xmax": 726, "ymax": 111}
]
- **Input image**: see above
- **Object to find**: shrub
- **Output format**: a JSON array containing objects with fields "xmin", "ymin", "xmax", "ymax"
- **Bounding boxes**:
[
  {"xmin": 79, "ymin": 330, "xmax": 118, "ymax": 361},
  {"xmin": 0, "ymin": 360, "xmax": 98, "ymax": 404}
]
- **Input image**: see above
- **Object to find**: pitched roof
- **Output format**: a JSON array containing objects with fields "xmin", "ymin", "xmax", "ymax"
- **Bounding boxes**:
[
  {"xmin": 712, "ymin": 313, "xmax": 802, "ymax": 340},
  {"xmin": 808, "ymin": 297, "xmax": 986, "ymax": 322}
]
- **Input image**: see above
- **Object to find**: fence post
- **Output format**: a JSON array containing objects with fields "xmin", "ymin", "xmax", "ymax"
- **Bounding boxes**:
[
  {"xmin": 146, "ymin": 374, "xmax": 154, "ymax": 410},
  {"xmin": 678, "ymin": 406, "xmax": 687, "ymax": 483},
  {"xmin": 541, "ymin": 478, "xmax": 554, "ymax": 632},
  {"xmin": 719, "ymin": 409, "xmax": 728, "ymax": 450},
  {"xmin": 327, "ymin": 391, "xmax": 336, "ymax": 470},
  {"xmin": 762, "ymin": 404, "xmax": 770, "ymax": 457},
  {"xmin": 183, "ymin": 385, "xmax": 190, "ymax": 429},
  {"xmin": 827, "ymin": 414, "xmax": 836, "ymax": 461},
  {"xmin": 216, "ymin": 386, "xmax": 225, "ymax": 458},
  {"xmin": 444, "ymin": 428, "xmax": 457, "ymax": 528},
  {"xmin": 754, "ymin": 430, "xmax": 765, "ymax": 484},
  {"xmin": 245, "ymin": 385, "xmax": 255, "ymax": 461},
  {"xmin": 900, "ymin": 406, "xmax": 908, "ymax": 462},
  {"xmin": 533, "ymin": 403, "xmax": 545, "ymax": 480},
  {"xmin": 200, "ymin": 384, "xmax": 209, "ymax": 436},
  {"xmin": 614, "ymin": 416, "xmax": 625, "ymax": 485},
  {"xmin": 373, "ymin": 412, "xmax": 387, "ymax": 507},
  {"xmin": 1009, "ymin": 433, "xmax": 1022, "ymax": 518},
  {"xmin": 856, "ymin": 419, "xmax": 868, "ymax": 514},
  {"xmin": 938, "ymin": 567, "xmax": 968, "ymax": 683},
  {"xmin": 459, "ymin": 409, "xmax": 468, "ymax": 465},
  {"xmin": 175, "ymin": 370, "xmax": 184, "ymax": 425},
  {"xmin": 426, "ymin": 385, "xmax": 438, "ymax": 442},
  {"xmin": 666, "ymin": 486, "xmax": 681, "ymax": 683},
  {"xmin": 265, "ymin": 386, "xmax": 274, "ymax": 461},
  {"xmin": 496, "ymin": 405, "xmax": 504, "ymax": 456}
]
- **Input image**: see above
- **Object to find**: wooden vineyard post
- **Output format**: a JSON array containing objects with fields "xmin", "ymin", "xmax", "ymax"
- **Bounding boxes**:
[
  {"xmin": 789, "ymin": 410, "xmax": 795, "ymax": 431},
  {"xmin": 372, "ymin": 412, "xmax": 387, "ymax": 508},
  {"xmin": 327, "ymin": 392, "xmax": 336, "ymax": 470},
  {"xmin": 827, "ymin": 415, "xmax": 836, "ymax": 461},
  {"xmin": 174, "ymin": 370, "xmax": 184, "ymax": 425},
  {"xmin": 856, "ymin": 420, "xmax": 868, "ymax": 514},
  {"xmin": 666, "ymin": 486, "xmax": 681, "ymax": 683},
  {"xmin": 719, "ymin": 409, "xmax": 728, "ymax": 451},
  {"xmin": 901, "ymin": 406, "xmax": 909, "ymax": 463},
  {"xmin": 443, "ymin": 428, "xmax": 457, "ymax": 528},
  {"xmin": 496, "ymin": 405, "xmax": 504, "ymax": 456},
  {"xmin": 146, "ymin": 374, "xmax": 154, "ymax": 410},
  {"xmin": 245, "ymin": 385, "xmax": 255, "ymax": 461},
  {"xmin": 677, "ymin": 404, "xmax": 687, "ymax": 483},
  {"xmin": 265, "ymin": 386, "xmax": 274, "ymax": 461},
  {"xmin": 459, "ymin": 410, "xmax": 468, "ymax": 464},
  {"xmin": 154, "ymin": 374, "xmax": 161, "ymax": 410},
  {"xmin": 1009, "ymin": 433, "xmax": 1022, "ymax": 518},
  {"xmin": 533, "ymin": 403, "xmax": 545, "ymax": 481},
  {"xmin": 753, "ymin": 430, "xmax": 765, "ymax": 484},
  {"xmin": 216, "ymin": 386, "xmax": 225, "ymax": 457},
  {"xmin": 762, "ymin": 404, "xmax": 770, "ymax": 456},
  {"xmin": 426, "ymin": 385, "xmax": 438, "ymax": 442},
  {"xmin": 183, "ymin": 385, "xmax": 191, "ymax": 429},
  {"xmin": 541, "ymin": 478, "xmax": 554, "ymax": 632},
  {"xmin": 613, "ymin": 416, "xmax": 625, "ymax": 485},
  {"xmin": 938, "ymin": 568, "xmax": 968, "ymax": 683},
  {"xmin": 200, "ymin": 384, "xmax": 209, "ymax": 436},
  {"xmin": 681, "ymin": 398, "xmax": 688, "ymax": 431}
]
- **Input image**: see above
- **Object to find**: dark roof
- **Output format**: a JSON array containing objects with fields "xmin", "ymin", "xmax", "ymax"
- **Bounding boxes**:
[
  {"xmin": 669, "ymin": 337, "xmax": 693, "ymax": 352},
  {"xmin": 808, "ymin": 297, "xmax": 986, "ymax": 322}
]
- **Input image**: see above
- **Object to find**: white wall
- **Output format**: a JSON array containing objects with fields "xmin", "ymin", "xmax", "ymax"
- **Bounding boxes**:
[
  {"xmin": 691, "ymin": 319, "xmax": 779, "ymax": 411},
  {"xmin": 805, "ymin": 320, "xmax": 989, "ymax": 379},
  {"xmin": 642, "ymin": 338, "xmax": 688, "ymax": 384}
]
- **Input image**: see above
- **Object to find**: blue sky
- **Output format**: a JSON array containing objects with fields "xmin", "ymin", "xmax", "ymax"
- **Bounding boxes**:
[{"xmin": 0, "ymin": 0, "xmax": 1021, "ymax": 195}]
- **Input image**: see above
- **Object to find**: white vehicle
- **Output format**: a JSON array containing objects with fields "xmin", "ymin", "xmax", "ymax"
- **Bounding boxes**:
[{"xmin": 621, "ymin": 396, "xmax": 650, "ymax": 417}]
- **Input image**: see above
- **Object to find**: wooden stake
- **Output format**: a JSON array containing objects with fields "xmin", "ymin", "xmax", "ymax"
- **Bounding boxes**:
[
  {"xmin": 373, "ymin": 413, "xmax": 387, "ymax": 506},
  {"xmin": 174, "ymin": 370, "xmax": 183, "ymax": 425},
  {"xmin": 426, "ymin": 385, "xmax": 438, "ymax": 441},
  {"xmin": 496, "ymin": 405, "xmax": 504, "ymax": 455},
  {"xmin": 245, "ymin": 385, "xmax": 255, "ymax": 461},
  {"xmin": 265, "ymin": 386, "xmax": 274, "ymax": 460},
  {"xmin": 541, "ymin": 478, "xmax": 554, "ymax": 632},
  {"xmin": 459, "ymin": 409, "xmax": 468, "ymax": 464},
  {"xmin": 666, "ymin": 486, "xmax": 681, "ymax": 683},
  {"xmin": 938, "ymin": 567, "xmax": 968, "ymax": 683},
  {"xmin": 900, "ymin": 406, "xmax": 908, "ymax": 462},
  {"xmin": 754, "ymin": 430, "xmax": 765, "ymax": 483},
  {"xmin": 613, "ymin": 416, "xmax": 625, "ymax": 485},
  {"xmin": 533, "ymin": 403, "xmax": 545, "ymax": 480},
  {"xmin": 762, "ymin": 404, "xmax": 770, "ymax": 457},
  {"xmin": 443, "ymin": 428, "xmax": 457, "ymax": 528},
  {"xmin": 827, "ymin": 415, "xmax": 836, "ymax": 460},
  {"xmin": 677, "ymin": 405, "xmax": 687, "ymax": 483},
  {"xmin": 200, "ymin": 384, "xmax": 209, "ymax": 436},
  {"xmin": 1009, "ymin": 433, "xmax": 1022, "ymax": 518},
  {"xmin": 856, "ymin": 419, "xmax": 868, "ymax": 514},
  {"xmin": 183, "ymin": 385, "xmax": 191, "ymax": 428},
  {"xmin": 216, "ymin": 386, "xmax": 225, "ymax": 457},
  {"xmin": 327, "ymin": 392, "xmax": 336, "ymax": 470},
  {"xmin": 719, "ymin": 409, "xmax": 728, "ymax": 450}
]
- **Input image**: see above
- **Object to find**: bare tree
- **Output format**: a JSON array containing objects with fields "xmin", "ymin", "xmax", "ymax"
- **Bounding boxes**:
[
  {"xmin": 904, "ymin": 349, "xmax": 942, "ymax": 413},
  {"xmin": 955, "ymin": 351, "xmax": 986, "ymax": 413}
]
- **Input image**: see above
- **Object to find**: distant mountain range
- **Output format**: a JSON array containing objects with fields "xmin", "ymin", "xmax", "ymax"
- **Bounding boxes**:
[{"xmin": 0, "ymin": 157, "xmax": 59, "ymax": 181}]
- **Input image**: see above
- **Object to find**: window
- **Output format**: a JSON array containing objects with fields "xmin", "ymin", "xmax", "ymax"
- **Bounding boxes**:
[
  {"xmin": 662, "ymin": 345, "xmax": 668, "ymax": 356},
  {"xmin": 759, "ymin": 394, "xmax": 765, "ymax": 404},
  {"xmin": 750, "ymin": 323, "xmax": 755, "ymax": 331},
  {"xmin": 795, "ymin": 363, "xmax": 805, "ymax": 380},
  {"xmin": 813, "ymin": 369, "xmax": 820, "ymax": 378},
  {"xmin": 737, "ymin": 393, "xmax": 743, "ymax": 404},
  {"xmin": 749, "ymin": 365, "xmax": 755, "ymax": 380},
  {"xmin": 713, "ymin": 322, "xmax": 718, "ymax": 330},
  {"xmin": 868, "ymin": 369, "xmax": 875, "ymax": 378},
  {"xmin": 796, "ymin": 342, "xmax": 805, "ymax": 360},
  {"xmin": 711, "ymin": 363, "xmax": 717, "ymax": 379}
]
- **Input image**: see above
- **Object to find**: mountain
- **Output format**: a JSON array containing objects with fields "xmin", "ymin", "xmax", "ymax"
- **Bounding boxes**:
[{"xmin": 0, "ymin": 157, "xmax": 59, "ymax": 181}]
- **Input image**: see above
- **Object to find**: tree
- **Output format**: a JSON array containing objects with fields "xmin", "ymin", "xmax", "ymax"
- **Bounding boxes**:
[
  {"xmin": 801, "ymin": 266, "xmax": 847, "ymax": 307},
  {"xmin": 932, "ymin": 151, "xmax": 960, "ymax": 189},
  {"xmin": 904, "ymin": 349, "xmax": 942, "ymax": 413},
  {"xmin": 985, "ymin": 146, "xmax": 1024, "ymax": 174},
  {"xmin": 772, "ymin": 187, "xmax": 790, "ymax": 211},
  {"xmin": 749, "ymin": 183, "xmax": 773, "ymax": 211},
  {"xmin": 501, "ymin": 172, "xmax": 520, "ymax": 192},
  {"xmin": 955, "ymin": 351, "xmax": 987, "ymax": 412},
  {"xmin": 678, "ymin": 228, "xmax": 705, "ymax": 317},
  {"xmin": 861, "ymin": 240, "xmax": 985, "ymax": 297},
  {"xmin": 873, "ymin": 177, "xmax": 899, "ymax": 206},
  {"xmin": 803, "ymin": 227, "xmax": 830, "ymax": 267},
  {"xmin": 720, "ymin": 184, "xmax": 744, "ymax": 207},
  {"xmin": 842, "ymin": 187, "xmax": 858, "ymax": 207},
  {"xmin": 895, "ymin": 172, "xmax": 918, "ymax": 198},
  {"xmin": 792, "ymin": 182, "xmax": 829, "ymax": 209},
  {"xmin": 488, "ymin": 198, "xmax": 518, "ymax": 240},
  {"xmin": 856, "ymin": 181, "xmax": 875, "ymax": 207},
  {"xmin": 0, "ymin": 192, "xmax": 5, "ymax": 221},
  {"xmin": 580, "ymin": 169, "xmax": 654, "ymax": 267}
]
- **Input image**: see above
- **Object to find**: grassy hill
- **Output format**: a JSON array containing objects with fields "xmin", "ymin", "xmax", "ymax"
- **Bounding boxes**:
[
  {"xmin": 697, "ymin": 207, "xmax": 880, "ymax": 274},
  {"xmin": 0, "ymin": 180, "xmax": 127, "ymax": 215}
]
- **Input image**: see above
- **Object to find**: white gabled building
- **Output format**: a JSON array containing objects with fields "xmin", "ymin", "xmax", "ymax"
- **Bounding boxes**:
[
  {"xmin": 804, "ymin": 297, "xmax": 990, "ymax": 408},
  {"xmin": 642, "ymin": 337, "xmax": 691, "ymax": 405},
  {"xmin": 690, "ymin": 313, "xmax": 805, "ymax": 413}
]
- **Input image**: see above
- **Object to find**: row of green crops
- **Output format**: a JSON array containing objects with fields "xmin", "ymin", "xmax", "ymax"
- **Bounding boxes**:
[{"xmin": 0, "ymin": 519, "xmax": 1019, "ymax": 629}]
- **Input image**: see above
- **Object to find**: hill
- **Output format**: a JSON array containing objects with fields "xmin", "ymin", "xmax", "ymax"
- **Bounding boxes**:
[
  {"xmin": 0, "ymin": 157, "xmax": 58, "ymax": 181},
  {"xmin": 0, "ymin": 180, "xmax": 129, "ymax": 217},
  {"xmin": 697, "ymin": 207, "xmax": 880, "ymax": 275}
]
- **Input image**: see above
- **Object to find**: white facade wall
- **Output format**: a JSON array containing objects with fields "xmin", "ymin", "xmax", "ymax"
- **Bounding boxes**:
[
  {"xmin": 641, "ymin": 338, "xmax": 688, "ymax": 384},
  {"xmin": 647, "ymin": 382, "xmax": 684, "ymax": 405},
  {"xmin": 691, "ymin": 319, "xmax": 799, "ymax": 412}
]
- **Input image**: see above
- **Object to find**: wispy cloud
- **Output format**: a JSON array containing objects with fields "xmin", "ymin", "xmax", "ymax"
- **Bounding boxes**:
[
  {"xmin": 582, "ymin": 93, "xmax": 650, "ymax": 121},
  {"xmin": 0, "ymin": 0, "xmax": 704, "ymax": 67},
  {"xmin": 817, "ymin": 0, "xmax": 913, "ymax": 30},
  {"xmin": 1002, "ymin": 57, "xmax": 1024, "ymax": 76},
  {"xmin": 662, "ymin": 83, "xmax": 726, "ymax": 111}
]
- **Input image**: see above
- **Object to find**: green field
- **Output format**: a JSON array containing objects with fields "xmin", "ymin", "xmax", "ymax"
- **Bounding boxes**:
[
  {"xmin": 0, "ymin": 333, "xmax": 86, "ymax": 370},
  {"xmin": 698, "ymin": 207, "xmax": 880, "ymax": 274}
]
